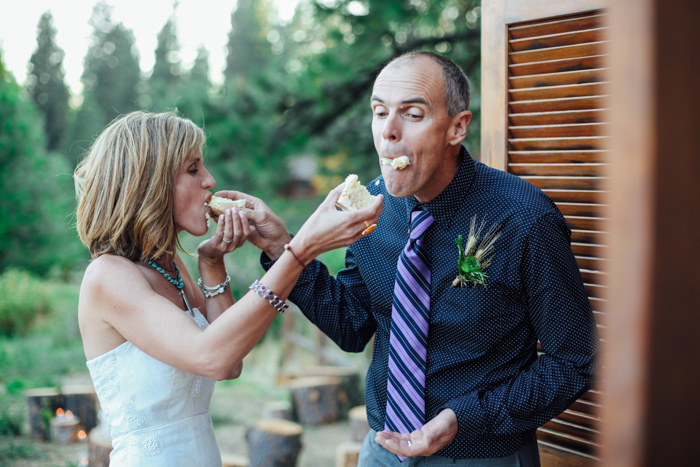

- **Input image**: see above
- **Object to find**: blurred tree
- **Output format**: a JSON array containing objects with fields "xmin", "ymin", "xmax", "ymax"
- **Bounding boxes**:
[
  {"xmin": 278, "ymin": 0, "xmax": 482, "ymax": 188},
  {"xmin": 203, "ymin": 0, "xmax": 288, "ymax": 195},
  {"xmin": 224, "ymin": 0, "xmax": 273, "ymax": 84},
  {"xmin": 148, "ymin": 6, "xmax": 183, "ymax": 111},
  {"xmin": 65, "ymin": 1, "xmax": 142, "ymax": 162},
  {"xmin": 175, "ymin": 45, "xmax": 212, "ymax": 127},
  {"xmin": 26, "ymin": 11, "xmax": 70, "ymax": 152},
  {"xmin": 0, "ymin": 53, "xmax": 85, "ymax": 276}
]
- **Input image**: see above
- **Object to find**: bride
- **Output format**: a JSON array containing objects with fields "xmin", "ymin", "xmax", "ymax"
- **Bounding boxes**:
[{"xmin": 74, "ymin": 111, "xmax": 382, "ymax": 465}]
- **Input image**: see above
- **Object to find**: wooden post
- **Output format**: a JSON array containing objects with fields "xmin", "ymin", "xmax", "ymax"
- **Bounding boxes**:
[
  {"xmin": 603, "ymin": 0, "xmax": 700, "ymax": 465},
  {"xmin": 289, "ymin": 376, "xmax": 343, "ymax": 425},
  {"xmin": 246, "ymin": 419, "xmax": 303, "ymax": 467}
]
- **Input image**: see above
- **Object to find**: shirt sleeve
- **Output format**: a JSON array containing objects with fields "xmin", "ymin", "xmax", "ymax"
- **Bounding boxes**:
[
  {"xmin": 260, "ymin": 246, "xmax": 377, "ymax": 353},
  {"xmin": 442, "ymin": 212, "xmax": 599, "ymax": 437}
]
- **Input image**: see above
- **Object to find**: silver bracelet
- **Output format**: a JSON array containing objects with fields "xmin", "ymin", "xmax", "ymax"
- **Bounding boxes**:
[
  {"xmin": 197, "ymin": 275, "xmax": 231, "ymax": 298},
  {"xmin": 249, "ymin": 279, "xmax": 288, "ymax": 313}
]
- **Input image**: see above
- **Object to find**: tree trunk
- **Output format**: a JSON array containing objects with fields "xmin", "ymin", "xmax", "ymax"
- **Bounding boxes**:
[{"xmin": 246, "ymin": 419, "xmax": 303, "ymax": 467}]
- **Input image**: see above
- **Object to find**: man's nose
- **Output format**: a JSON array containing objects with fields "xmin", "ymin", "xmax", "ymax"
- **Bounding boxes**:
[{"xmin": 382, "ymin": 112, "xmax": 401, "ymax": 142}]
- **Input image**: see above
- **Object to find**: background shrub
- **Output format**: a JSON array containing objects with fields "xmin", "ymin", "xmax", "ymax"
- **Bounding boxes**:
[{"xmin": 0, "ymin": 269, "xmax": 49, "ymax": 336}]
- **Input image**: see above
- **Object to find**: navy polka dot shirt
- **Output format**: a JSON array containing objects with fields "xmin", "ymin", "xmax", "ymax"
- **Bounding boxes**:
[{"xmin": 262, "ymin": 147, "xmax": 598, "ymax": 459}]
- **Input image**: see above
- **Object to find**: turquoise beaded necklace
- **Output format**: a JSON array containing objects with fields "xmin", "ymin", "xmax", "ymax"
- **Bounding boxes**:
[
  {"xmin": 147, "ymin": 260, "xmax": 194, "ymax": 316},
  {"xmin": 147, "ymin": 260, "xmax": 184, "ymax": 289}
]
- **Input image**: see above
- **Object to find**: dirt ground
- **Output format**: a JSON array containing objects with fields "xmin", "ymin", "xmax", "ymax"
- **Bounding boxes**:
[{"xmin": 11, "ymin": 338, "xmax": 367, "ymax": 466}]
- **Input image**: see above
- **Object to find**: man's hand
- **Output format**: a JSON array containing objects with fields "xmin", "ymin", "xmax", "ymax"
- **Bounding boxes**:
[
  {"xmin": 374, "ymin": 409, "xmax": 458, "ymax": 458},
  {"xmin": 214, "ymin": 190, "xmax": 291, "ymax": 259}
]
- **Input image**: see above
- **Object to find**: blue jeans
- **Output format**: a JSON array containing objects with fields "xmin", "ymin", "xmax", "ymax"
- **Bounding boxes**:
[{"xmin": 358, "ymin": 429, "xmax": 541, "ymax": 467}]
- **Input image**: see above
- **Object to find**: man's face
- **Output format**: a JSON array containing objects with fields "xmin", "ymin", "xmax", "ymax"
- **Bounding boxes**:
[{"xmin": 370, "ymin": 57, "xmax": 465, "ymax": 202}]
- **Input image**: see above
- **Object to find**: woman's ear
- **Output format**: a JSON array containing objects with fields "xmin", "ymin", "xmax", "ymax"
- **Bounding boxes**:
[{"xmin": 448, "ymin": 110, "xmax": 472, "ymax": 146}]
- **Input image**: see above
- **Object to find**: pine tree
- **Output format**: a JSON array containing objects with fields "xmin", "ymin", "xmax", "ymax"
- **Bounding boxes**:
[
  {"xmin": 224, "ymin": 0, "xmax": 272, "ymax": 87},
  {"xmin": 66, "ymin": 1, "xmax": 142, "ymax": 161},
  {"xmin": 176, "ymin": 46, "xmax": 211, "ymax": 125},
  {"xmin": 149, "ymin": 9, "xmax": 183, "ymax": 111},
  {"xmin": 26, "ymin": 11, "xmax": 70, "ymax": 151},
  {"xmin": 81, "ymin": 1, "xmax": 141, "ymax": 122},
  {"xmin": 0, "ymin": 52, "xmax": 84, "ymax": 274}
]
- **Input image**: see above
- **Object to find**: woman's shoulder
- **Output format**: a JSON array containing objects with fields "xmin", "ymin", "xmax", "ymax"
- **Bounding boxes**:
[{"xmin": 82, "ymin": 254, "xmax": 144, "ymax": 294}]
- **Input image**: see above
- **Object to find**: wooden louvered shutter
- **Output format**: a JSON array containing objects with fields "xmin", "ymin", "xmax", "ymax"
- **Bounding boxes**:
[{"xmin": 482, "ymin": 1, "xmax": 609, "ymax": 465}]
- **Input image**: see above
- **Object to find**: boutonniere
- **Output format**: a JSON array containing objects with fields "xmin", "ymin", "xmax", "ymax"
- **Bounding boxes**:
[{"xmin": 452, "ymin": 216, "xmax": 502, "ymax": 288}]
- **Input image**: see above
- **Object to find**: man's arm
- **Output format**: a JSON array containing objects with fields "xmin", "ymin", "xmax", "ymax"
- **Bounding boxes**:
[{"xmin": 262, "ymin": 243, "xmax": 378, "ymax": 353}]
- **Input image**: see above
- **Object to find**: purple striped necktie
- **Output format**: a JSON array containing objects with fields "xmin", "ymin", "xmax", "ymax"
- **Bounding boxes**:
[{"xmin": 384, "ymin": 207, "xmax": 434, "ymax": 461}]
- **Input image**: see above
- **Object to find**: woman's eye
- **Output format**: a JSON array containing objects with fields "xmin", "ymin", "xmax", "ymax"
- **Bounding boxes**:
[{"xmin": 188, "ymin": 166, "xmax": 199, "ymax": 174}]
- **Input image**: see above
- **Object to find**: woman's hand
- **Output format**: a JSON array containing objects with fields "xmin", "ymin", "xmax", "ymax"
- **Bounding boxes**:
[
  {"xmin": 215, "ymin": 190, "xmax": 291, "ymax": 259},
  {"xmin": 197, "ymin": 207, "xmax": 252, "ymax": 266},
  {"xmin": 291, "ymin": 183, "xmax": 384, "ymax": 264}
]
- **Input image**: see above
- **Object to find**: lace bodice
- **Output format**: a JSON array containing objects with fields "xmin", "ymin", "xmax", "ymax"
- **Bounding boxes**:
[{"xmin": 86, "ymin": 308, "xmax": 221, "ymax": 466}]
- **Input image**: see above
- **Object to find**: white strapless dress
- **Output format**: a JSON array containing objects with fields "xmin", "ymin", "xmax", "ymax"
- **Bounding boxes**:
[{"xmin": 86, "ymin": 308, "xmax": 221, "ymax": 466}]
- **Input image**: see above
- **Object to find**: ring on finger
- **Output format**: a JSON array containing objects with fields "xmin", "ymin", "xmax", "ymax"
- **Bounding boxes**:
[
  {"xmin": 362, "ymin": 220, "xmax": 377, "ymax": 236},
  {"xmin": 407, "ymin": 440, "xmax": 412, "ymax": 446},
  {"xmin": 223, "ymin": 238, "xmax": 233, "ymax": 244}
]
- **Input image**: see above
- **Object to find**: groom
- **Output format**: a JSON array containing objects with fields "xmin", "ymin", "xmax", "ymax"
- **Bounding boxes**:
[{"xmin": 239, "ymin": 51, "xmax": 598, "ymax": 465}]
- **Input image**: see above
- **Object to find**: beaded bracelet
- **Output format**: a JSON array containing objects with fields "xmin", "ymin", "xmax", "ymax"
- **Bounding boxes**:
[
  {"xmin": 249, "ymin": 279, "xmax": 289, "ymax": 313},
  {"xmin": 197, "ymin": 275, "xmax": 231, "ymax": 298}
]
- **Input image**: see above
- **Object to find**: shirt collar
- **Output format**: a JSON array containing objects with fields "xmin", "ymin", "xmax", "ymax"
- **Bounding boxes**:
[{"xmin": 402, "ymin": 146, "xmax": 476, "ymax": 231}]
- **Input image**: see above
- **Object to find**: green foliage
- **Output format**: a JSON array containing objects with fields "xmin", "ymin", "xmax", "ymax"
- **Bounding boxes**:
[
  {"xmin": 147, "ymin": 10, "xmax": 184, "ymax": 111},
  {"xmin": 0, "ymin": 270, "xmax": 49, "ymax": 336},
  {"xmin": 67, "ymin": 0, "xmax": 142, "ymax": 161},
  {"xmin": 26, "ymin": 11, "xmax": 70, "ymax": 151},
  {"xmin": 0, "ymin": 56, "xmax": 85, "ymax": 277},
  {"xmin": 0, "ymin": 434, "xmax": 41, "ymax": 464}
]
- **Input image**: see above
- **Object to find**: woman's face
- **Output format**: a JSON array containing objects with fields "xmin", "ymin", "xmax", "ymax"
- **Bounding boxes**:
[{"xmin": 173, "ymin": 148, "xmax": 216, "ymax": 236}]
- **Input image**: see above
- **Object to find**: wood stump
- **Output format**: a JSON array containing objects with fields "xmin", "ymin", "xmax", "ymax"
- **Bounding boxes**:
[
  {"xmin": 280, "ymin": 366, "xmax": 363, "ymax": 419},
  {"xmin": 87, "ymin": 426, "xmax": 112, "ymax": 467},
  {"xmin": 246, "ymin": 419, "xmax": 303, "ymax": 467},
  {"xmin": 336, "ymin": 441, "xmax": 362, "ymax": 467},
  {"xmin": 289, "ymin": 376, "xmax": 343, "ymax": 425},
  {"xmin": 348, "ymin": 405, "xmax": 370, "ymax": 443},
  {"xmin": 25, "ymin": 385, "xmax": 98, "ymax": 440}
]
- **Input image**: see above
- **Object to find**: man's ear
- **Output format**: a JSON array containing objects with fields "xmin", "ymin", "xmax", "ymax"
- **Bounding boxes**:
[{"xmin": 448, "ymin": 110, "xmax": 472, "ymax": 146}]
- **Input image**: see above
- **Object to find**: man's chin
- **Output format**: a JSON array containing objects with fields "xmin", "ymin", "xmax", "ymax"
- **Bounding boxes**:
[{"xmin": 383, "ymin": 177, "xmax": 414, "ymax": 198}]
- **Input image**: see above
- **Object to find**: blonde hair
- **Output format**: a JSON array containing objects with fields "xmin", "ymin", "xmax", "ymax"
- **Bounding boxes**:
[{"xmin": 74, "ymin": 111, "xmax": 206, "ymax": 262}]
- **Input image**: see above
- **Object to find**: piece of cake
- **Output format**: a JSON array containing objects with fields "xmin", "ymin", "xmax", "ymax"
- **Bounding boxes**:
[
  {"xmin": 381, "ymin": 155, "xmax": 411, "ymax": 170},
  {"xmin": 336, "ymin": 174, "xmax": 376, "ymax": 210},
  {"xmin": 207, "ymin": 195, "xmax": 247, "ymax": 216}
]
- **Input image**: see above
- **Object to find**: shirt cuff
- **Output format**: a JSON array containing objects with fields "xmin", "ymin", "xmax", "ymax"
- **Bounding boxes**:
[
  {"xmin": 441, "ymin": 392, "xmax": 490, "ymax": 438},
  {"xmin": 260, "ymin": 250, "xmax": 277, "ymax": 271}
]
